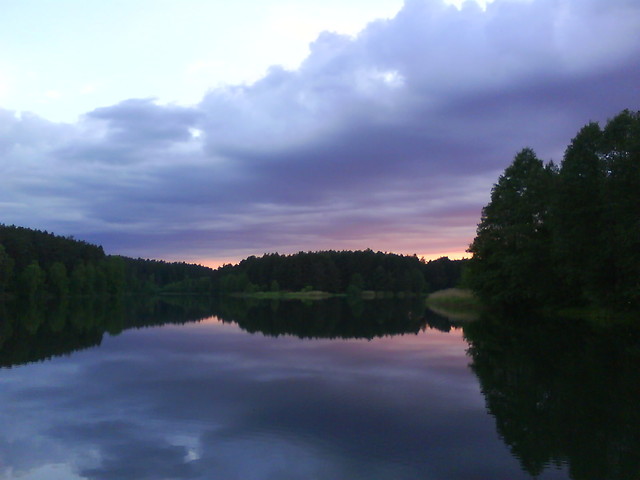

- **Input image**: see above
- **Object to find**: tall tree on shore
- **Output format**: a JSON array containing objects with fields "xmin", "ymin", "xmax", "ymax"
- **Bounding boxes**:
[
  {"xmin": 467, "ymin": 109, "xmax": 640, "ymax": 311},
  {"xmin": 600, "ymin": 110, "xmax": 640, "ymax": 307},
  {"xmin": 467, "ymin": 148, "xmax": 555, "ymax": 307},
  {"xmin": 551, "ymin": 121, "xmax": 606, "ymax": 303}
]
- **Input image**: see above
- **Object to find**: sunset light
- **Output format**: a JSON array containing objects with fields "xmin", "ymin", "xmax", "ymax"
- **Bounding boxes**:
[{"xmin": 0, "ymin": 0, "xmax": 638, "ymax": 266}]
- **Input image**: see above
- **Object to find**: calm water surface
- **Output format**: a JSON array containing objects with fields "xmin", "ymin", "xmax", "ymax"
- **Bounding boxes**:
[{"xmin": 0, "ymin": 298, "xmax": 636, "ymax": 479}]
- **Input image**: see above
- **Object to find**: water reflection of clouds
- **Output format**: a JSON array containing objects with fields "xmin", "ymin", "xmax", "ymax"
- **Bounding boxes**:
[{"xmin": 1, "ymin": 322, "xmax": 536, "ymax": 479}]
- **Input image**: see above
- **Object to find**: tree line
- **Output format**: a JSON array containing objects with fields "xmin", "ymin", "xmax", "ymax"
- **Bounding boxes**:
[
  {"xmin": 214, "ymin": 250, "xmax": 465, "ymax": 294},
  {"xmin": 0, "ymin": 224, "xmax": 466, "ymax": 299},
  {"xmin": 466, "ymin": 109, "xmax": 639, "ymax": 311},
  {"xmin": 0, "ymin": 224, "xmax": 215, "ymax": 299}
]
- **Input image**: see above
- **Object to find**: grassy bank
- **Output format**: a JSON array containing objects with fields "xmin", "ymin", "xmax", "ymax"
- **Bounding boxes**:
[{"xmin": 426, "ymin": 288, "xmax": 483, "ymax": 322}]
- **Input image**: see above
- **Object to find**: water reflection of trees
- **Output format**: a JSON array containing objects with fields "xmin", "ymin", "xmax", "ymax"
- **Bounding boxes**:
[
  {"xmin": 464, "ymin": 315, "xmax": 640, "ymax": 480},
  {"xmin": 0, "ymin": 296, "xmax": 455, "ymax": 367},
  {"xmin": 0, "ymin": 296, "xmax": 217, "ymax": 368},
  {"xmin": 216, "ymin": 297, "xmax": 453, "ymax": 339}
]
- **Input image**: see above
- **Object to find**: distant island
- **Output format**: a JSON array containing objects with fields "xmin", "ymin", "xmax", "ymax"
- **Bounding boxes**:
[{"xmin": 0, "ymin": 224, "xmax": 465, "ymax": 300}]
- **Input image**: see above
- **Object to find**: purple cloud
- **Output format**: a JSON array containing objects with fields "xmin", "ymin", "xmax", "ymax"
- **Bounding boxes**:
[{"xmin": 1, "ymin": 0, "xmax": 638, "ymax": 265}]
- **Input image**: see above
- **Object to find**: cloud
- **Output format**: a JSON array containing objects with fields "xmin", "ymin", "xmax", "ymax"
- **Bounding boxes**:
[
  {"xmin": 0, "ymin": 322, "xmax": 515, "ymax": 480},
  {"xmin": 51, "ymin": 421, "xmax": 198, "ymax": 480},
  {"xmin": 1, "ymin": 0, "xmax": 639, "ymax": 263}
]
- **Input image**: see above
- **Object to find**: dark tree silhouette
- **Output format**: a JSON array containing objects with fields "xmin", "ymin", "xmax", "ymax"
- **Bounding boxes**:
[
  {"xmin": 467, "ymin": 148, "xmax": 556, "ymax": 307},
  {"xmin": 467, "ymin": 109, "xmax": 640, "ymax": 311}
]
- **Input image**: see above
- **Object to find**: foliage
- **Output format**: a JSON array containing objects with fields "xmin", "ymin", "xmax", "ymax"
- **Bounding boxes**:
[
  {"xmin": 467, "ymin": 148, "xmax": 556, "ymax": 306},
  {"xmin": 214, "ymin": 250, "xmax": 466, "ymax": 294},
  {"xmin": 0, "ymin": 226, "xmax": 467, "ymax": 300},
  {"xmin": 19, "ymin": 261, "xmax": 46, "ymax": 300},
  {"xmin": 467, "ymin": 110, "xmax": 640, "ymax": 311},
  {"xmin": 0, "ymin": 224, "xmax": 216, "ymax": 298},
  {"xmin": 425, "ymin": 288, "xmax": 482, "ymax": 321},
  {"xmin": 48, "ymin": 262, "xmax": 69, "ymax": 297},
  {"xmin": 0, "ymin": 244, "xmax": 14, "ymax": 295}
]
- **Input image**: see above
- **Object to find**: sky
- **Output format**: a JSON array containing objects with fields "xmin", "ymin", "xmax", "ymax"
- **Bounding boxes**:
[{"xmin": 1, "ymin": 0, "xmax": 639, "ymax": 267}]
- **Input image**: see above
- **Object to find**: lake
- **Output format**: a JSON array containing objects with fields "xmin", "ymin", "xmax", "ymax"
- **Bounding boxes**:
[{"xmin": 0, "ymin": 297, "xmax": 638, "ymax": 479}]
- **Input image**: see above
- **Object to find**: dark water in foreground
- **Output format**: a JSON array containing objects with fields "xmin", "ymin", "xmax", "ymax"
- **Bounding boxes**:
[{"xmin": 0, "ymin": 297, "xmax": 638, "ymax": 479}]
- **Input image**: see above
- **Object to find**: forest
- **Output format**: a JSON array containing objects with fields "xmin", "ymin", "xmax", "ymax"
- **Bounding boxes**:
[
  {"xmin": 214, "ymin": 250, "xmax": 464, "ymax": 295},
  {"xmin": 466, "ymin": 109, "xmax": 639, "ymax": 311},
  {"xmin": 3, "ymin": 110, "xmax": 636, "ymax": 311},
  {"xmin": 0, "ymin": 224, "xmax": 465, "ymax": 299},
  {"xmin": 0, "ymin": 224, "xmax": 215, "ymax": 299}
]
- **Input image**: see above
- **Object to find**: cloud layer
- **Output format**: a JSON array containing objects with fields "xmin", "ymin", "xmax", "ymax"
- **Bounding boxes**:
[{"xmin": 1, "ymin": 0, "xmax": 639, "ymax": 264}]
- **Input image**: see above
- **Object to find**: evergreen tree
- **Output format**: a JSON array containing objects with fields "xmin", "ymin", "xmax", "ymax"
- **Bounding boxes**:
[
  {"xmin": 0, "ymin": 244, "xmax": 14, "ymax": 295},
  {"xmin": 104, "ymin": 256, "xmax": 126, "ymax": 296},
  {"xmin": 48, "ymin": 261, "xmax": 70, "ymax": 297},
  {"xmin": 70, "ymin": 263, "xmax": 89, "ymax": 296},
  {"xmin": 410, "ymin": 268, "xmax": 427, "ymax": 293},
  {"xmin": 19, "ymin": 261, "xmax": 46, "ymax": 300},
  {"xmin": 467, "ymin": 148, "xmax": 555, "ymax": 307}
]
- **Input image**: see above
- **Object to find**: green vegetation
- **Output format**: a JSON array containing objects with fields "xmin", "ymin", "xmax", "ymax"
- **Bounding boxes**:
[
  {"xmin": 467, "ymin": 109, "xmax": 640, "ymax": 312},
  {"xmin": 215, "ymin": 250, "xmax": 465, "ymax": 295},
  {"xmin": 0, "ymin": 224, "xmax": 215, "ymax": 299},
  {"xmin": 0, "ymin": 224, "xmax": 466, "ymax": 301},
  {"xmin": 426, "ymin": 288, "xmax": 482, "ymax": 322}
]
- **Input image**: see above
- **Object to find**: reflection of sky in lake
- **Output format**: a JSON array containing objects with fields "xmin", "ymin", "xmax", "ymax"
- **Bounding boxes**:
[{"xmin": 0, "ymin": 318, "xmax": 569, "ymax": 479}]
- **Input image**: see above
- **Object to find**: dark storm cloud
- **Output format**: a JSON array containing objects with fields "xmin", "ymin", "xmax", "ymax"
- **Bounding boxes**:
[{"xmin": 1, "ymin": 0, "xmax": 639, "ymax": 261}]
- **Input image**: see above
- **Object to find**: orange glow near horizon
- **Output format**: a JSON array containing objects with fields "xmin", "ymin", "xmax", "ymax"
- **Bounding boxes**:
[
  {"xmin": 196, "ymin": 257, "xmax": 245, "ymax": 269},
  {"xmin": 193, "ymin": 249, "xmax": 470, "ymax": 270},
  {"xmin": 417, "ymin": 250, "xmax": 470, "ymax": 262}
]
